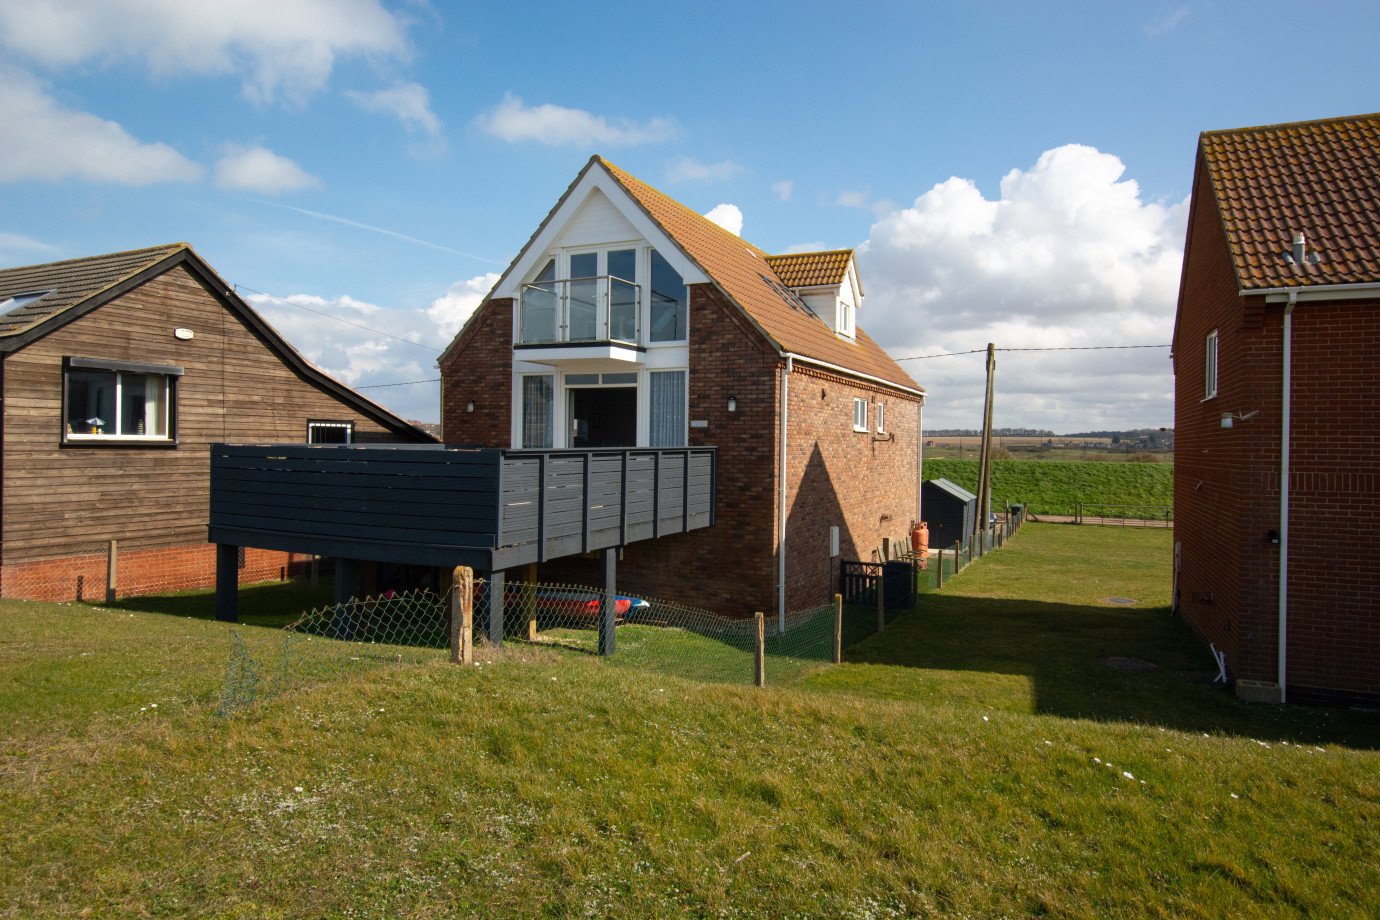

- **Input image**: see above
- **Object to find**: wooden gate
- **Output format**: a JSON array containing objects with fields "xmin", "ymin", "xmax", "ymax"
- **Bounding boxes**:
[{"xmin": 839, "ymin": 560, "xmax": 914, "ymax": 609}]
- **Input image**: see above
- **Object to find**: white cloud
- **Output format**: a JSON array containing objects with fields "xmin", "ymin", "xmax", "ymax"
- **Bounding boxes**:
[
  {"xmin": 666, "ymin": 157, "xmax": 744, "ymax": 183},
  {"xmin": 836, "ymin": 189, "xmax": 871, "ymax": 209},
  {"xmin": 772, "ymin": 180, "xmax": 793, "ymax": 202},
  {"xmin": 0, "ymin": 231, "xmax": 60, "ymax": 263},
  {"xmin": 244, "ymin": 272, "xmax": 502, "ymax": 422},
  {"xmin": 859, "ymin": 144, "xmax": 1187, "ymax": 430},
  {"xmin": 427, "ymin": 273, "xmax": 500, "ymax": 338},
  {"xmin": 346, "ymin": 82, "xmax": 442, "ymax": 140},
  {"xmin": 0, "ymin": 0, "xmax": 410, "ymax": 105},
  {"xmin": 213, "ymin": 145, "xmax": 320, "ymax": 193},
  {"xmin": 0, "ymin": 67, "xmax": 202, "ymax": 184},
  {"xmin": 703, "ymin": 204, "xmax": 743, "ymax": 237},
  {"xmin": 780, "ymin": 241, "xmax": 827, "ymax": 255},
  {"xmin": 1143, "ymin": 5, "xmax": 1189, "ymax": 37},
  {"xmin": 476, "ymin": 94, "xmax": 676, "ymax": 147}
]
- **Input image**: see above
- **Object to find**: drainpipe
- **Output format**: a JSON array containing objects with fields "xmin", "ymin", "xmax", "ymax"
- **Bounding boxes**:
[
  {"xmin": 1279, "ymin": 289, "xmax": 1298, "ymax": 703},
  {"xmin": 778, "ymin": 355, "xmax": 792, "ymax": 633}
]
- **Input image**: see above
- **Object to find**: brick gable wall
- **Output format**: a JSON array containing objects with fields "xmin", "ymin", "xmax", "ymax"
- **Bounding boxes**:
[
  {"xmin": 1176, "ymin": 156, "xmax": 1380, "ymax": 701},
  {"xmin": 440, "ymin": 298, "xmax": 514, "ymax": 447}
]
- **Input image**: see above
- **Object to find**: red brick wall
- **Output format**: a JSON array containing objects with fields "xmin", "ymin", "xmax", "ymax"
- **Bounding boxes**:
[
  {"xmin": 1175, "ymin": 153, "xmax": 1380, "ymax": 701},
  {"xmin": 0, "ymin": 543, "xmax": 294, "ymax": 603},
  {"xmin": 441, "ymin": 298, "xmax": 514, "ymax": 446}
]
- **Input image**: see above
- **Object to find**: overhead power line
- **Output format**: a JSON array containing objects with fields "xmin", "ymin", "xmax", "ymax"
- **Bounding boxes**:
[
  {"xmin": 356, "ymin": 378, "xmax": 441, "ymax": 389},
  {"xmin": 894, "ymin": 343, "xmax": 1170, "ymax": 361},
  {"xmin": 232, "ymin": 284, "xmax": 442, "ymax": 352}
]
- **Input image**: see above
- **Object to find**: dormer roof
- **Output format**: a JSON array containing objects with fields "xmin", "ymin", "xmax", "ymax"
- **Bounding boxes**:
[
  {"xmin": 1198, "ymin": 111, "xmax": 1380, "ymax": 291},
  {"xmin": 764, "ymin": 249, "xmax": 858, "ymax": 292}
]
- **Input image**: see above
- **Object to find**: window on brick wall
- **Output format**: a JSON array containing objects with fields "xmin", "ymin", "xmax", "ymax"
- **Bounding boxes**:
[
  {"xmin": 1205, "ymin": 329, "xmax": 1218, "ymax": 399},
  {"xmin": 63, "ymin": 357, "xmax": 180, "ymax": 444},
  {"xmin": 853, "ymin": 397, "xmax": 868, "ymax": 432},
  {"xmin": 876, "ymin": 401, "xmax": 885, "ymax": 434}
]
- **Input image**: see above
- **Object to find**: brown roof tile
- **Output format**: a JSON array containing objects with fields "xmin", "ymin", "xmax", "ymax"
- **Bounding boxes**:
[
  {"xmin": 1200, "ymin": 112, "xmax": 1380, "ymax": 290},
  {"xmin": 764, "ymin": 249, "xmax": 855, "ymax": 289},
  {"xmin": 599, "ymin": 159, "xmax": 920, "ymax": 393},
  {"xmin": 0, "ymin": 243, "xmax": 188, "ymax": 336}
]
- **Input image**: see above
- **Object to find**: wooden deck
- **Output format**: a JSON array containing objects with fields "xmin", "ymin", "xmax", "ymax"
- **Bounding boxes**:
[{"xmin": 208, "ymin": 443, "xmax": 716, "ymax": 571}]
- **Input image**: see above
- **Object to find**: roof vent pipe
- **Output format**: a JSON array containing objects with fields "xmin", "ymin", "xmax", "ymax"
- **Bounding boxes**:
[{"xmin": 1292, "ymin": 232, "xmax": 1307, "ymax": 265}]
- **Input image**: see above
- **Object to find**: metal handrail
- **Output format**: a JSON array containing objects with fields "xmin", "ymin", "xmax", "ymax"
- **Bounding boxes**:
[{"xmin": 519, "ymin": 275, "xmax": 641, "ymax": 346}]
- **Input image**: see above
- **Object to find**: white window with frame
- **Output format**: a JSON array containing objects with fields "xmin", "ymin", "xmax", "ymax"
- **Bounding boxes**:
[
  {"xmin": 1205, "ymin": 329, "xmax": 1218, "ymax": 399},
  {"xmin": 876, "ymin": 400, "xmax": 885, "ymax": 434},
  {"xmin": 522, "ymin": 374, "xmax": 554, "ymax": 448},
  {"xmin": 853, "ymin": 397, "xmax": 868, "ymax": 432},
  {"xmin": 308, "ymin": 421, "xmax": 353, "ymax": 444},
  {"xmin": 63, "ymin": 357, "xmax": 179, "ymax": 443},
  {"xmin": 837, "ymin": 298, "xmax": 856, "ymax": 339}
]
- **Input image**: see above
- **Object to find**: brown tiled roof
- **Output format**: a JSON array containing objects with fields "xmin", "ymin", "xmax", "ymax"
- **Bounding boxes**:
[
  {"xmin": 0, "ymin": 243, "xmax": 188, "ymax": 337},
  {"xmin": 1200, "ymin": 112, "xmax": 1380, "ymax": 290},
  {"xmin": 600, "ymin": 159, "xmax": 920, "ymax": 393},
  {"xmin": 764, "ymin": 249, "xmax": 855, "ymax": 289}
]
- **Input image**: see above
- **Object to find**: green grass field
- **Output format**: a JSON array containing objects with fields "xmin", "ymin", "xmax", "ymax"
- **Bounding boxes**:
[
  {"xmin": 924, "ymin": 458, "xmax": 1174, "ymax": 516},
  {"xmin": 3, "ymin": 525, "xmax": 1377, "ymax": 918}
]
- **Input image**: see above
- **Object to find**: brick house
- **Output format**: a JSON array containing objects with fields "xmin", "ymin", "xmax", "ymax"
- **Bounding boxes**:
[
  {"xmin": 0, "ymin": 243, "xmax": 434, "ymax": 602},
  {"xmin": 1172, "ymin": 113, "xmax": 1380, "ymax": 706},
  {"xmin": 441, "ymin": 156, "xmax": 924, "ymax": 620}
]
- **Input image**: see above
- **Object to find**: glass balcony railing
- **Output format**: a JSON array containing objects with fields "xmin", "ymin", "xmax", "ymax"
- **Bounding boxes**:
[{"xmin": 519, "ymin": 276, "xmax": 641, "ymax": 346}]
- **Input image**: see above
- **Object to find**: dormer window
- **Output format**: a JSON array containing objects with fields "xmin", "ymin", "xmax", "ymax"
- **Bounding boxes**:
[{"xmin": 837, "ymin": 297, "xmax": 856, "ymax": 339}]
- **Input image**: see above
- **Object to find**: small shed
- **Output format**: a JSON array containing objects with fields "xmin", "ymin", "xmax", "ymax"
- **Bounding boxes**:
[{"xmin": 921, "ymin": 478, "xmax": 976, "ymax": 550}]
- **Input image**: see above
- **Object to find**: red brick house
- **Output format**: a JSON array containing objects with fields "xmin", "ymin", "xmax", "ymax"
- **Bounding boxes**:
[
  {"xmin": 0, "ymin": 244, "xmax": 434, "ymax": 602},
  {"xmin": 441, "ymin": 156, "xmax": 924, "ymax": 621},
  {"xmin": 1172, "ymin": 113, "xmax": 1380, "ymax": 706}
]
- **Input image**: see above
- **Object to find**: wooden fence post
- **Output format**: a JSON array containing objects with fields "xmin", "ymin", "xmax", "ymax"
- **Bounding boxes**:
[
  {"xmin": 936, "ymin": 548, "xmax": 944, "ymax": 588},
  {"xmin": 310, "ymin": 554, "xmax": 319, "ymax": 587},
  {"xmin": 106, "ymin": 539, "xmax": 117, "ymax": 604},
  {"xmin": 883, "ymin": 537, "xmax": 891, "ymax": 562},
  {"xmin": 523, "ymin": 562, "xmax": 538, "ymax": 640},
  {"xmin": 450, "ymin": 566, "xmax": 473, "ymax": 665},
  {"xmin": 754, "ymin": 612, "xmax": 765, "ymax": 687},
  {"xmin": 833, "ymin": 593, "xmax": 843, "ymax": 664},
  {"xmin": 876, "ymin": 569, "xmax": 885, "ymax": 632}
]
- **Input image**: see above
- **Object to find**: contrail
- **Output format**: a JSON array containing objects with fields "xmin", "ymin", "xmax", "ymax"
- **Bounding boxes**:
[{"xmin": 245, "ymin": 199, "xmax": 505, "ymax": 265}]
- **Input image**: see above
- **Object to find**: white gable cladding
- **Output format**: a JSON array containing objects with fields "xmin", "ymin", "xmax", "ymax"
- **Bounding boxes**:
[{"xmin": 555, "ymin": 189, "xmax": 640, "ymax": 249}]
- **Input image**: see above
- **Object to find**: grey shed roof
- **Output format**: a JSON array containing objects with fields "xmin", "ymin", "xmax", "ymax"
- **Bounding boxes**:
[{"xmin": 924, "ymin": 478, "xmax": 977, "ymax": 503}]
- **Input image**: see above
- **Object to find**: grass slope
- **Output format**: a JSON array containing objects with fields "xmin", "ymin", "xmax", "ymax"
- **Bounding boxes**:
[
  {"xmin": 3, "ymin": 526, "xmax": 1377, "ymax": 919},
  {"xmin": 924, "ymin": 458, "xmax": 1174, "ymax": 515}
]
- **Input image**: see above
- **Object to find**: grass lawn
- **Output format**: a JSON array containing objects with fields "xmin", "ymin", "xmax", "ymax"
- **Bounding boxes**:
[
  {"xmin": 923, "ymin": 458, "xmax": 1174, "ymax": 516},
  {"xmin": 3, "ymin": 525, "xmax": 1377, "ymax": 918}
]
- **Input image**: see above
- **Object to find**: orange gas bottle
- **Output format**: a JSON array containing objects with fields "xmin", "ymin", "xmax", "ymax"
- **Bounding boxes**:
[{"xmin": 911, "ymin": 522, "xmax": 929, "ymax": 569}]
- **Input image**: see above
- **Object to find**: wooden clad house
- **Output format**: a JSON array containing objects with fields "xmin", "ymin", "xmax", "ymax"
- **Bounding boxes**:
[
  {"xmin": 0, "ymin": 243, "xmax": 434, "ymax": 602},
  {"xmin": 1172, "ymin": 113, "xmax": 1380, "ymax": 706},
  {"xmin": 440, "ymin": 156, "xmax": 925, "ymax": 620}
]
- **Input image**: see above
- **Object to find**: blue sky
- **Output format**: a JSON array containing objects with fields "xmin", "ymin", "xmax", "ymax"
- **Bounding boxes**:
[{"xmin": 3, "ymin": 0, "xmax": 1377, "ymax": 429}]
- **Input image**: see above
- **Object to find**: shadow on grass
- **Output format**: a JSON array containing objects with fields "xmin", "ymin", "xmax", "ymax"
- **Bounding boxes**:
[
  {"xmin": 833, "ymin": 593, "xmax": 1380, "ymax": 749},
  {"xmin": 97, "ymin": 579, "xmax": 335, "ymax": 629}
]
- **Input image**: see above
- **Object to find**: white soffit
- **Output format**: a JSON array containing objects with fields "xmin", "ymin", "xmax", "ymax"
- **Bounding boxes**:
[{"xmin": 493, "ymin": 164, "xmax": 710, "ymax": 300}]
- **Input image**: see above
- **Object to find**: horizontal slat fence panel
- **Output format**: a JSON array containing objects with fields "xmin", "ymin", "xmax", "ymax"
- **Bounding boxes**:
[{"xmin": 211, "ymin": 444, "xmax": 715, "ymax": 568}]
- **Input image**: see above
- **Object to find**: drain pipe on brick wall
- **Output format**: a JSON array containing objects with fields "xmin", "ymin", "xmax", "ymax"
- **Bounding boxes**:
[
  {"xmin": 1278, "ymin": 288, "xmax": 1298, "ymax": 704},
  {"xmin": 778, "ymin": 354, "xmax": 792, "ymax": 635}
]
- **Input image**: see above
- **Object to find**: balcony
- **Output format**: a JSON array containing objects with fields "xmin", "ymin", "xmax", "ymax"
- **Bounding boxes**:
[{"xmin": 519, "ymin": 275, "xmax": 641, "ymax": 349}]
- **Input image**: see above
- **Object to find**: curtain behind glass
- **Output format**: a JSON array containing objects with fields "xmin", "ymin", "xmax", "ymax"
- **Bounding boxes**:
[
  {"xmin": 522, "ymin": 375, "xmax": 554, "ymax": 448},
  {"xmin": 649, "ymin": 370, "xmax": 686, "ymax": 447}
]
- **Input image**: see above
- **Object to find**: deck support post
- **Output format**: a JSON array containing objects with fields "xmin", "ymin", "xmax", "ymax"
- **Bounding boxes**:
[
  {"xmin": 599, "ymin": 547, "xmax": 617, "ymax": 656},
  {"xmin": 332, "ymin": 558, "xmax": 358, "ymax": 640},
  {"xmin": 215, "ymin": 543, "xmax": 239, "ymax": 623},
  {"xmin": 486, "ymin": 569, "xmax": 505, "ymax": 647}
]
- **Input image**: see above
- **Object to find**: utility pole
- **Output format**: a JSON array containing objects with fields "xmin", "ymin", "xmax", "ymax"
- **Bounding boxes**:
[{"xmin": 974, "ymin": 343, "xmax": 996, "ymax": 544}]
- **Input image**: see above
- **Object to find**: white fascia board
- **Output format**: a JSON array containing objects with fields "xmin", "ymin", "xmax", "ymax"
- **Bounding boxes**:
[
  {"xmin": 493, "ymin": 166, "xmax": 709, "ymax": 300},
  {"xmin": 1256, "ymin": 282, "xmax": 1380, "ymax": 302}
]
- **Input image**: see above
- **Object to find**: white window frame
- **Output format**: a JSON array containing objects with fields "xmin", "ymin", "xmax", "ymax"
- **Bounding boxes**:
[
  {"xmin": 837, "ymin": 297, "xmax": 856, "ymax": 339},
  {"xmin": 308, "ymin": 421, "xmax": 354, "ymax": 444},
  {"xmin": 853, "ymin": 397, "xmax": 868, "ymax": 432},
  {"xmin": 876, "ymin": 400, "xmax": 886, "ymax": 434},
  {"xmin": 1204, "ymin": 329, "xmax": 1218, "ymax": 400},
  {"xmin": 62, "ymin": 357, "xmax": 179, "ymax": 444}
]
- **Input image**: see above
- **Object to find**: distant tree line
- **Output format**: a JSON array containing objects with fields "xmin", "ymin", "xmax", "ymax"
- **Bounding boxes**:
[{"xmin": 925, "ymin": 428, "xmax": 1056, "ymax": 437}]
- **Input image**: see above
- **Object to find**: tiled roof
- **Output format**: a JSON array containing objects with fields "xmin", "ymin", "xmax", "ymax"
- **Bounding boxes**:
[
  {"xmin": 0, "ymin": 243, "xmax": 187, "ymax": 337},
  {"xmin": 764, "ymin": 249, "xmax": 855, "ymax": 289},
  {"xmin": 1200, "ymin": 112, "xmax": 1380, "ymax": 290},
  {"xmin": 600, "ymin": 159, "xmax": 920, "ymax": 393}
]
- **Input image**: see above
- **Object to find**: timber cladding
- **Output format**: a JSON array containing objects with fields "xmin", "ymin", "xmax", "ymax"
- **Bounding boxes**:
[{"xmin": 0, "ymin": 260, "xmax": 422, "ymax": 596}]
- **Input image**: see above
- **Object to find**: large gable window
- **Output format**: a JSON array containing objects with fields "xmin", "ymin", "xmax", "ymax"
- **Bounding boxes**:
[
  {"xmin": 649, "ymin": 249, "xmax": 687, "ymax": 342},
  {"xmin": 63, "ymin": 357, "xmax": 180, "ymax": 443}
]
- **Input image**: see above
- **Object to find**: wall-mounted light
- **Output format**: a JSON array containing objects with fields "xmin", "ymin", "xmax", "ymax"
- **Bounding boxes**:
[
  {"xmin": 727, "ymin": 396, "xmax": 736, "ymax": 412},
  {"xmin": 466, "ymin": 400, "xmax": 475, "ymax": 413}
]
